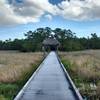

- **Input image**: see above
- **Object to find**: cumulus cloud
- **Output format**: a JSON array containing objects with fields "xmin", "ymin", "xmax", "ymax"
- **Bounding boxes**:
[
  {"xmin": 0, "ymin": 0, "xmax": 100, "ymax": 26},
  {"xmin": 0, "ymin": 0, "xmax": 58, "ymax": 26},
  {"xmin": 0, "ymin": 0, "xmax": 34, "ymax": 26},
  {"xmin": 58, "ymin": 0, "xmax": 100, "ymax": 21}
]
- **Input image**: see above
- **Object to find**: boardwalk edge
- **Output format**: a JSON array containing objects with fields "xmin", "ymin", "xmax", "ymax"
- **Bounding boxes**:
[
  {"xmin": 14, "ymin": 55, "xmax": 48, "ymax": 100},
  {"xmin": 56, "ymin": 53, "xmax": 83, "ymax": 100}
]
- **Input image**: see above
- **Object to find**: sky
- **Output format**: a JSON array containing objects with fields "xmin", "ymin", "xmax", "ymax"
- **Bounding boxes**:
[{"xmin": 0, "ymin": 0, "xmax": 100, "ymax": 40}]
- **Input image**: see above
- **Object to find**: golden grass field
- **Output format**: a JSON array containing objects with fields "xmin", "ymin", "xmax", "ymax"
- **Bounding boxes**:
[
  {"xmin": 0, "ymin": 51, "xmax": 43, "ymax": 100},
  {"xmin": 0, "ymin": 50, "xmax": 100, "ymax": 100},
  {"xmin": 59, "ymin": 50, "xmax": 100, "ymax": 99},
  {"xmin": 0, "ymin": 51, "xmax": 43, "ymax": 83}
]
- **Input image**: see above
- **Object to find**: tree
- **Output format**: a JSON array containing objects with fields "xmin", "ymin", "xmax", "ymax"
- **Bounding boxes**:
[
  {"xmin": 90, "ymin": 33, "xmax": 100, "ymax": 49},
  {"xmin": 53, "ymin": 28, "xmax": 76, "ymax": 51},
  {"xmin": 24, "ymin": 27, "xmax": 52, "ymax": 51},
  {"xmin": 0, "ymin": 28, "xmax": 100, "ymax": 52}
]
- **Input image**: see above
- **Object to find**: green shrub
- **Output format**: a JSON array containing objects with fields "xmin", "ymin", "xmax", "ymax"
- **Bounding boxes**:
[{"xmin": 0, "ymin": 84, "xmax": 18, "ymax": 100}]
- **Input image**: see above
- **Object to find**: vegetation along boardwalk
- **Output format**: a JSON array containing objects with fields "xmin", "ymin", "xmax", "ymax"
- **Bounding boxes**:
[{"xmin": 14, "ymin": 52, "xmax": 83, "ymax": 100}]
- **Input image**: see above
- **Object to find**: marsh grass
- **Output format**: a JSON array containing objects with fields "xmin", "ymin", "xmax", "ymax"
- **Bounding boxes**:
[
  {"xmin": 0, "ymin": 51, "xmax": 43, "ymax": 100},
  {"xmin": 59, "ymin": 50, "xmax": 100, "ymax": 100}
]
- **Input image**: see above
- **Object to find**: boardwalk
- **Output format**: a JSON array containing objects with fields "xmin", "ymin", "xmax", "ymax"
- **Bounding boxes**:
[{"xmin": 15, "ymin": 52, "xmax": 81, "ymax": 100}]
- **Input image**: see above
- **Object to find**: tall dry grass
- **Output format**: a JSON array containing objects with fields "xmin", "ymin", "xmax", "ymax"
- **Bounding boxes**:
[
  {"xmin": 59, "ymin": 50, "xmax": 100, "ymax": 99},
  {"xmin": 0, "ymin": 51, "xmax": 43, "ymax": 83}
]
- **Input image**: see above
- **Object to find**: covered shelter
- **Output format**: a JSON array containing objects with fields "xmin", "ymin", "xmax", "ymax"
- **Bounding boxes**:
[{"xmin": 42, "ymin": 37, "xmax": 60, "ymax": 51}]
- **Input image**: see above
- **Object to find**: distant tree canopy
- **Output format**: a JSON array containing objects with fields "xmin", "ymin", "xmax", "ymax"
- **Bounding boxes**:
[{"xmin": 0, "ymin": 27, "xmax": 100, "ymax": 52}]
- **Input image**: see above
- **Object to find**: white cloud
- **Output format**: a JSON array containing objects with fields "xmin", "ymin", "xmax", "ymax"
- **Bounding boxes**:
[
  {"xmin": 0, "ymin": 0, "xmax": 57, "ymax": 26},
  {"xmin": 0, "ymin": 0, "xmax": 31, "ymax": 26},
  {"xmin": 0, "ymin": 0, "xmax": 100, "ymax": 26},
  {"xmin": 45, "ymin": 14, "xmax": 52, "ymax": 20},
  {"xmin": 58, "ymin": 0, "xmax": 100, "ymax": 21}
]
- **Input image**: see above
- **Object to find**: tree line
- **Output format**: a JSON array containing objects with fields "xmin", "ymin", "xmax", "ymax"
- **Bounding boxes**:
[{"xmin": 0, "ymin": 27, "xmax": 100, "ymax": 52}]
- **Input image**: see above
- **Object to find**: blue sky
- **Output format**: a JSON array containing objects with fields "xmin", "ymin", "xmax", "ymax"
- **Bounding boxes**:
[{"xmin": 0, "ymin": 0, "xmax": 100, "ymax": 40}]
